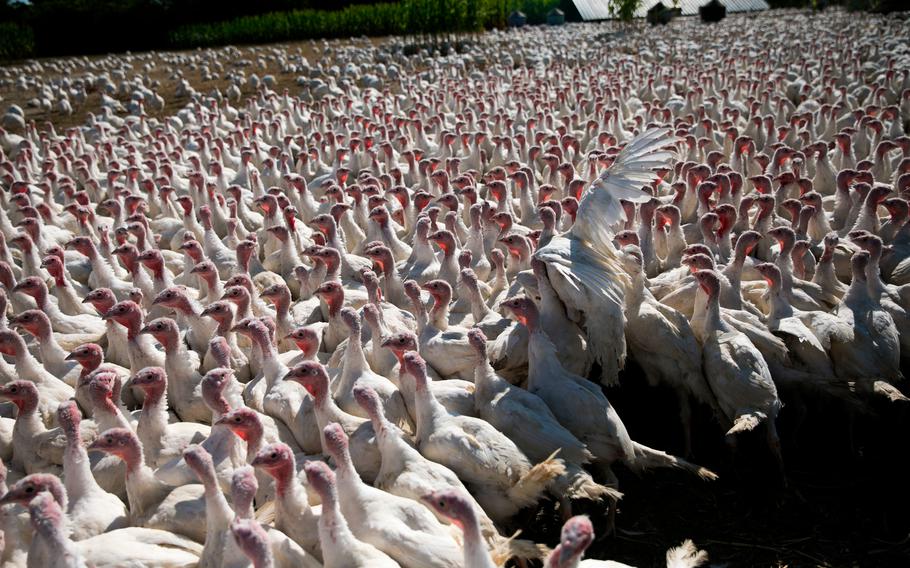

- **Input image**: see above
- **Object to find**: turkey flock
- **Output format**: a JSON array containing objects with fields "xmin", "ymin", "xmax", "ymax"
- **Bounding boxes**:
[{"xmin": 1, "ymin": 7, "xmax": 909, "ymax": 567}]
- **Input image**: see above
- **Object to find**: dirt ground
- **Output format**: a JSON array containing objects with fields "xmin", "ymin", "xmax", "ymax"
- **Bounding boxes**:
[
  {"xmin": 0, "ymin": 38, "xmax": 337, "ymax": 131},
  {"xmin": 3, "ymin": 29, "xmax": 910, "ymax": 568}
]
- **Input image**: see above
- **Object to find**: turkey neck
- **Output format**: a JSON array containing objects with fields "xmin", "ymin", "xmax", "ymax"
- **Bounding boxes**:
[
  {"xmin": 374, "ymin": 419, "xmax": 410, "ymax": 478},
  {"xmin": 322, "ymin": 221, "xmax": 344, "ymax": 252},
  {"xmin": 271, "ymin": 290, "xmax": 291, "ymax": 324},
  {"xmin": 813, "ymin": 247, "xmax": 840, "ymax": 289},
  {"xmin": 13, "ymin": 341, "xmax": 60, "ymax": 388},
  {"xmin": 862, "ymin": 248, "xmax": 890, "ymax": 300},
  {"xmin": 471, "ymin": 352, "xmax": 502, "ymax": 405},
  {"xmin": 162, "ymin": 332, "xmax": 197, "ymax": 384},
  {"xmin": 61, "ymin": 419, "xmax": 101, "ymax": 504},
  {"xmin": 625, "ymin": 270, "xmax": 648, "ymax": 308},
  {"xmin": 768, "ymin": 272, "xmax": 797, "ymax": 320},
  {"xmin": 120, "ymin": 313, "xmax": 144, "ymax": 341},
  {"xmin": 429, "ymin": 293, "xmax": 451, "ymax": 331},
  {"xmin": 665, "ymin": 222, "xmax": 687, "ymax": 268},
  {"xmin": 316, "ymin": 482, "xmax": 359, "ymax": 565},
  {"xmin": 411, "ymin": 228, "xmax": 437, "ymax": 264},
  {"xmin": 196, "ymin": 461, "xmax": 235, "ymax": 532},
  {"xmin": 843, "ymin": 270, "xmax": 871, "ymax": 310},
  {"xmin": 271, "ymin": 464, "xmax": 313, "ymax": 539},
  {"xmin": 438, "ymin": 246, "xmax": 459, "ymax": 285},
  {"xmin": 409, "ymin": 296, "xmax": 429, "ymax": 334},
  {"xmin": 460, "ymin": 513, "xmax": 495, "ymax": 568},
  {"xmin": 279, "ymin": 237, "xmax": 301, "ymax": 269},
  {"xmin": 28, "ymin": 283, "xmax": 51, "ymax": 312},
  {"xmin": 774, "ymin": 242, "xmax": 797, "ymax": 291},
  {"xmin": 10, "ymin": 395, "xmax": 45, "ymax": 470},
  {"xmin": 468, "ymin": 284, "xmax": 492, "ymax": 323},
  {"xmin": 241, "ymin": 423, "xmax": 264, "ymax": 464},
  {"xmin": 122, "ymin": 442, "xmax": 170, "ymax": 521},
  {"xmin": 338, "ymin": 323, "xmax": 368, "ymax": 395},
  {"xmin": 721, "ymin": 252, "xmax": 747, "ymax": 311},
  {"xmin": 700, "ymin": 290, "xmax": 727, "ymax": 339},
  {"xmin": 250, "ymin": 327, "xmax": 283, "ymax": 388},
  {"xmin": 137, "ymin": 385, "xmax": 170, "ymax": 466},
  {"xmin": 30, "ymin": 512, "xmax": 80, "ymax": 568},
  {"xmin": 91, "ymin": 391, "xmax": 133, "ymax": 432},
  {"xmin": 148, "ymin": 258, "xmax": 172, "ymax": 288},
  {"xmin": 31, "ymin": 322, "xmax": 71, "ymax": 373},
  {"xmin": 232, "ymin": 478, "xmax": 256, "ymax": 520},
  {"xmin": 411, "ymin": 372, "xmax": 448, "ymax": 444},
  {"xmin": 526, "ymin": 318, "xmax": 568, "ymax": 394}
]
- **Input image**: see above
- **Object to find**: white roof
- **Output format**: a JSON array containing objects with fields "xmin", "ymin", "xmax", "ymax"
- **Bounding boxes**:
[{"xmin": 570, "ymin": 0, "xmax": 770, "ymax": 20}]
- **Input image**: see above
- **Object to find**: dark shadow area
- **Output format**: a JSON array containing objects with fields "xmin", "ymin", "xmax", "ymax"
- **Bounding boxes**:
[{"xmin": 517, "ymin": 357, "xmax": 910, "ymax": 566}]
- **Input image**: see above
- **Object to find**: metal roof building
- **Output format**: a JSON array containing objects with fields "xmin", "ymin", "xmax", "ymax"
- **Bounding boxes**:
[{"xmin": 571, "ymin": 0, "xmax": 770, "ymax": 20}]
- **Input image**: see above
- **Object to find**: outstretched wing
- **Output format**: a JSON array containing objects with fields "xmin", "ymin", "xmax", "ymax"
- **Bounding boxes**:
[
  {"xmin": 573, "ymin": 128, "xmax": 679, "ymax": 256},
  {"xmin": 533, "ymin": 128, "xmax": 680, "ymax": 385}
]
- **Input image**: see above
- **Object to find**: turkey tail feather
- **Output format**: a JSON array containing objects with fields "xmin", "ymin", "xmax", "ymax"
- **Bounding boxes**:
[
  {"xmin": 490, "ymin": 533, "xmax": 550, "ymax": 564},
  {"xmin": 666, "ymin": 539, "xmax": 709, "ymax": 568},
  {"xmin": 552, "ymin": 463, "xmax": 623, "ymax": 503},
  {"xmin": 507, "ymin": 450, "xmax": 566, "ymax": 509},
  {"xmin": 871, "ymin": 380, "xmax": 909, "ymax": 402},
  {"xmin": 726, "ymin": 412, "xmax": 766, "ymax": 435},
  {"xmin": 631, "ymin": 442, "xmax": 718, "ymax": 481}
]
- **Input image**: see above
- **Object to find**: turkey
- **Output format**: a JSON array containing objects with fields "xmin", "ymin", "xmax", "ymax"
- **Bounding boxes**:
[
  {"xmin": 3, "ymin": 12, "xmax": 909, "ymax": 567},
  {"xmin": 501, "ymin": 297, "xmax": 716, "ymax": 492},
  {"xmin": 403, "ymin": 351, "xmax": 565, "ymax": 522},
  {"xmin": 319, "ymin": 422, "xmax": 464, "ymax": 568},
  {"xmin": 303, "ymin": 460, "xmax": 400, "ymax": 568},
  {"xmin": 2, "ymin": 489, "xmax": 202, "ymax": 568},
  {"xmin": 691, "ymin": 270, "xmax": 785, "ymax": 480},
  {"xmin": 533, "ymin": 127, "xmax": 679, "ymax": 385},
  {"xmin": 87, "ymin": 428, "xmax": 209, "ymax": 542},
  {"xmin": 546, "ymin": 515, "xmax": 708, "ymax": 568}
]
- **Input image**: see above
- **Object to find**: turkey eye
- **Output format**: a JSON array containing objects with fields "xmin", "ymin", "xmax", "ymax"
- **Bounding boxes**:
[
  {"xmin": 270, "ymin": 452, "xmax": 278, "ymax": 459},
  {"xmin": 437, "ymin": 500, "xmax": 445, "ymax": 508},
  {"xmin": 25, "ymin": 486, "xmax": 33, "ymax": 493}
]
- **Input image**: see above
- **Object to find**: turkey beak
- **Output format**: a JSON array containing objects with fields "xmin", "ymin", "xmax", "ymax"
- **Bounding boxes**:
[
  {"xmin": 139, "ymin": 324, "xmax": 152, "ymax": 335},
  {"xmin": 64, "ymin": 352, "xmax": 78, "ymax": 361}
]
